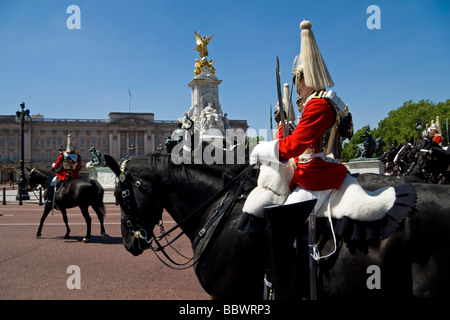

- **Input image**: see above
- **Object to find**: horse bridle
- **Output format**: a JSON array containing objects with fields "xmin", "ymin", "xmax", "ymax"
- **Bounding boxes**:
[
  {"xmin": 117, "ymin": 161, "xmax": 255, "ymax": 269},
  {"xmin": 117, "ymin": 162, "xmax": 156, "ymax": 239},
  {"xmin": 117, "ymin": 164, "xmax": 191, "ymax": 268}
]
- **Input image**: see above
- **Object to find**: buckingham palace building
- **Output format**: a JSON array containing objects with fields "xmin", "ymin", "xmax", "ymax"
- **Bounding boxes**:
[{"xmin": 0, "ymin": 112, "xmax": 248, "ymax": 183}]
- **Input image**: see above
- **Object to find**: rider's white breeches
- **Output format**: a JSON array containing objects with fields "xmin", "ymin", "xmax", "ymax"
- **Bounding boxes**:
[
  {"xmin": 50, "ymin": 176, "xmax": 57, "ymax": 187},
  {"xmin": 284, "ymin": 185, "xmax": 333, "ymax": 212}
]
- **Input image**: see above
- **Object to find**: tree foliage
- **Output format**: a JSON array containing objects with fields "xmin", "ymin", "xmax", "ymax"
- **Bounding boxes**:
[{"xmin": 341, "ymin": 99, "xmax": 450, "ymax": 162}]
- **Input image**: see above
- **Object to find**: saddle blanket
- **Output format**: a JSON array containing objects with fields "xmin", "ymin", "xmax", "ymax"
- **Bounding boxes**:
[
  {"xmin": 316, "ymin": 174, "xmax": 396, "ymax": 221},
  {"xmin": 243, "ymin": 166, "xmax": 397, "ymax": 222}
]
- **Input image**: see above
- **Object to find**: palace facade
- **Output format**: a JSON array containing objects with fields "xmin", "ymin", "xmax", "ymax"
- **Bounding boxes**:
[{"xmin": 0, "ymin": 112, "xmax": 247, "ymax": 183}]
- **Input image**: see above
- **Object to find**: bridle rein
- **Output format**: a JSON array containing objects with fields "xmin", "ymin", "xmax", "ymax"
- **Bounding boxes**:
[{"xmin": 117, "ymin": 160, "xmax": 254, "ymax": 270}]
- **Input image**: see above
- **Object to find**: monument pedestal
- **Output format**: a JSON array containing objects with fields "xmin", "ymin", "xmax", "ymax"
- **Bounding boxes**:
[
  {"xmin": 87, "ymin": 166, "xmax": 116, "ymax": 191},
  {"xmin": 343, "ymin": 158, "xmax": 385, "ymax": 175}
]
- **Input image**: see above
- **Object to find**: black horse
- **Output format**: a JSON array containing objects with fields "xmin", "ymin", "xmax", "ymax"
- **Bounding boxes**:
[
  {"xmin": 105, "ymin": 153, "xmax": 450, "ymax": 300},
  {"xmin": 27, "ymin": 168, "xmax": 109, "ymax": 242},
  {"xmin": 379, "ymin": 140, "xmax": 402, "ymax": 175},
  {"xmin": 395, "ymin": 137, "xmax": 442, "ymax": 178},
  {"xmin": 392, "ymin": 138, "xmax": 415, "ymax": 176},
  {"xmin": 414, "ymin": 147, "xmax": 450, "ymax": 184}
]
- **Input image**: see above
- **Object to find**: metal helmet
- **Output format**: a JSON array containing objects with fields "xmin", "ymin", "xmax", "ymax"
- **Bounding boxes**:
[
  {"xmin": 66, "ymin": 134, "xmax": 76, "ymax": 152},
  {"xmin": 428, "ymin": 124, "xmax": 438, "ymax": 132}
]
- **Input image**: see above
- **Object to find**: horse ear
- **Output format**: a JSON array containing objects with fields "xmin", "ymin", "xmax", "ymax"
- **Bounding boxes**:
[
  {"xmin": 26, "ymin": 167, "xmax": 31, "ymax": 172},
  {"xmin": 104, "ymin": 155, "xmax": 121, "ymax": 177}
]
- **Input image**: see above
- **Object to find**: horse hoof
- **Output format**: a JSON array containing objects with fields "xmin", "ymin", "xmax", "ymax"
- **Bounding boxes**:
[
  {"xmin": 64, "ymin": 234, "xmax": 70, "ymax": 239},
  {"xmin": 36, "ymin": 232, "xmax": 41, "ymax": 238},
  {"xmin": 102, "ymin": 233, "xmax": 110, "ymax": 240},
  {"xmin": 82, "ymin": 238, "xmax": 89, "ymax": 243}
]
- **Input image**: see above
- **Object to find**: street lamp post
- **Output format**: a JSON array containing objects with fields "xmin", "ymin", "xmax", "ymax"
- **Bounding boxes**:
[{"xmin": 15, "ymin": 102, "xmax": 32, "ymax": 204}]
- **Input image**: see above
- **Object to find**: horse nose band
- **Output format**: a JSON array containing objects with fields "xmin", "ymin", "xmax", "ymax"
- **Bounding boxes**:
[{"xmin": 118, "ymin": 168, "xmax": 155, "ymax": 243}]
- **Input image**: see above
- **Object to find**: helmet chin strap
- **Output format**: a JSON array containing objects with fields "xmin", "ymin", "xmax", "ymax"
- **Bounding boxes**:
[{"xmin": 297, "ymin": 89, "xmax": 316, "ymax": 110}]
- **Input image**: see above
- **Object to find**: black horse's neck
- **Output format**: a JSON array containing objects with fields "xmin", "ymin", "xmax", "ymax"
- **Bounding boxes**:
[
  {"xmin": 129, "ymin": 153, "xmax": 243, "ymax": 241},
  {"xmin": 30, "ymin": 169, "xmax": 51, "ymax": 189}
]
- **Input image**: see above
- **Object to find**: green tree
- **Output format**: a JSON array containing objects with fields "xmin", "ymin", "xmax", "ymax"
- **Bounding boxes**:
[
  {"xmin": 341, "ymin": 99, "xmax": 450, "ymax": 162},
  {"xmin": 378, "ymin": 99, "xmax": 450, "ymax": 147}
]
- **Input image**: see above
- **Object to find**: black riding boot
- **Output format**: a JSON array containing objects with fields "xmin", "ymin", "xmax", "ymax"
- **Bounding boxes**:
[
  {"xmin": 46, "ymin": 178, "xmax": 61, "ymax": 208},
  {"xmin": 264, "ymin": 199, "xmax": 316, "ymax": 300},
  {"xmin": 46, "ymin": 186, "xmax": 55, "ymax": 207}
]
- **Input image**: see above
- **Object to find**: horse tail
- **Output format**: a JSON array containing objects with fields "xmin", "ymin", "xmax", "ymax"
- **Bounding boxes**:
[
  {"xmin": 91, "ymin": 180, "xmax": 106, "ymax": 216},
  {"xmin": 98, "ymin": 201, "xmax": 106, "ymax": 217}
]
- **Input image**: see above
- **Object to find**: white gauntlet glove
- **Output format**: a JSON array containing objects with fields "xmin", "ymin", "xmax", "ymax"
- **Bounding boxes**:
[{"xmin": 249, "ymin": 140, "xmax": 283, "ymax": 165}]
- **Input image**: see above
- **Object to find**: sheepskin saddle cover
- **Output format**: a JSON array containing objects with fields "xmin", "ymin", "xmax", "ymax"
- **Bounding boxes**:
[
  {"xmin": 316, "ymin": 174, "xmax": 396, "ymax": 221},
  {"xmin": 244, "ymin": 166, "xmax": 399, "ymax": 222},
  {"xmin": 242, "ymin": 160, "xmax": 295, "ymax": 218}
]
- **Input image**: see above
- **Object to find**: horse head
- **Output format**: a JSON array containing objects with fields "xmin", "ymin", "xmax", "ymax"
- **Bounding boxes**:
[
  {"xmin": 105, "ymin": 152, "xmax": 248, "ymax": 258},
  {"xmin": 26, "ymin": 167, "xmax": 49, "ymax": 190},
  {"xmin": 420, "ymin": 147, "xmax": 450, "ymax": 183},
  {"xmin": 379, "ymin": 141, "xmax": 397, "ymax": 162},
  {"xmin": 105, "ymin": 154, "xmax": 164, "ymax": 256},
  {"xmin": 393, "ymin": 142, "xmax": 413, "ymax": 174}
]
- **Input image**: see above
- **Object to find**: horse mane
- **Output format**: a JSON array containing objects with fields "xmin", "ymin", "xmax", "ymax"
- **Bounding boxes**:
[
  {"xmin": 146, "ymin": 152, "xmax": 247, "ymax": 187},
  {"xmin": 32, "ymin": 168, "xmax": 52, "ymax": 181}
]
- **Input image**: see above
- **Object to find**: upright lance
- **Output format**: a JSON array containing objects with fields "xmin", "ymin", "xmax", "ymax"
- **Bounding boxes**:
[
  {"xmin": 269, "ymin": 104, "xmax": 273, "ymax": 140},
  {"xmin": 276, "ymin": 56, "xmax": 289, "ymax": 137}
]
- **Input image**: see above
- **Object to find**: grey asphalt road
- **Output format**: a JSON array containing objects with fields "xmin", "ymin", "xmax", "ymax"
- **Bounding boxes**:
[{"xmin": 0, "ymin": 203, "xmax": 209, "ymax": 300}]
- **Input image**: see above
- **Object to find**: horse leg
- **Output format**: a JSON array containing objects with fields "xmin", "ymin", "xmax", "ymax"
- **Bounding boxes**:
[
  {"xmin": 60, "ymin": 208, "xmax": 71, "ymax": 239},
  {"xmin": 80, "ymin": 206, "xmax": 92, "ymax": 243},
  {"xmin": 92, "ymin": 204, "xmax": 109, "ymax": 240},
  {"xmin": 36, "ymin": 204, "xmax": 52, "ymax": 238}
]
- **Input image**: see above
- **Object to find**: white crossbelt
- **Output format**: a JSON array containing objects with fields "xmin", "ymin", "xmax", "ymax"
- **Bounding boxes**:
[{"xmin": 298, "ymin": 152, "xmax": 340, "ymax": 164}]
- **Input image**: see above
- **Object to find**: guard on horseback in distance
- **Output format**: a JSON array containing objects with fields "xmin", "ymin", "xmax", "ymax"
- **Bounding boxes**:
[
  {"xmin": 427, "ymin": 123, "xmax": 443, "ymax": 146},
  {"xmin": 47, "ymin": 134, "xmax": 82, "ymax": 209},
  {"xmin": 30, "ymin": 133, "xmax": 108, "ymax": 242}
]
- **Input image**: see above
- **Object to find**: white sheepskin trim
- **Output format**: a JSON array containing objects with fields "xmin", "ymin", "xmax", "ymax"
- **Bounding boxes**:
[
  {"xmin": 243, "ymin": 159, "xmax": 295, "ymax": 218},
  {"xmin": 316, "ymin": 174, "xmax": 396, "ymax": 221}
]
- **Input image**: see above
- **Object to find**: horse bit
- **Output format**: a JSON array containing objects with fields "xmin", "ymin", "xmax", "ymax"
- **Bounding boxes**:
[
  {"xmin": 118, "ymin": 160, "xmax": 254, "ymax": 269},
  {"xmin": 118, "ymin": 161, "xmax": 200, "ymax": 269}
]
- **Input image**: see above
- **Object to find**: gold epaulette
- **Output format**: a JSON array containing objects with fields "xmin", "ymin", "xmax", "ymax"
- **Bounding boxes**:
[{"xmin": 308, "ymin": 90, "xmax": 326, "ymax": 100}]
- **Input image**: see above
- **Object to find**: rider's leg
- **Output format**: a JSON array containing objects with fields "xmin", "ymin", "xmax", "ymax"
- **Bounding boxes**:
[
  {"xmin": 46, "ymin": 176, "xmax": 57, "ymax": 206},
  {"xmin": 264, "ymin": 200, "xmax": 316, "ymax": 300}
]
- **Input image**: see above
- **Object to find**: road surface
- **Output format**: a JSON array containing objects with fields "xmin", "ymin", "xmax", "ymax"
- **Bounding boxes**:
[{"xmin": 0, "ymin": 202, "xmax": 209, "ymax": 300}]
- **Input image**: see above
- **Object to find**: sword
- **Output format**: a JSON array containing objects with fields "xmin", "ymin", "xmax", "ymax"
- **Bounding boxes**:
[
  {"xmin": 288, "ymin": 82, "xmax": 295, "ymax": 123},
  {"xmin": 51, "ymin": 185, "xmax": 56, "ymax": 215},
  {"xmin": 276, "ymin": 56, "xmax": 288, "ymax": 137},
  {"xmin": 269, "ymin": 104, "xmax": 273, "ymax": 140}
]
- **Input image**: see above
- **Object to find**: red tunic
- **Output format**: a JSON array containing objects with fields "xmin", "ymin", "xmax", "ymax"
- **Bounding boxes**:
[
  {"xmin": 274, "ymin": 122, "xmax": 292, "ymax": 140},
  {"xmin": 53, "ymin": 152, "xmax": 82, "ymax": 181},
  {"xmin": 432, "ymin": 134, "xmax": 442, "ymax": 145},
  {"xmin": 278, "ymin": 97, "xmax": 348, "ymax": 191}
]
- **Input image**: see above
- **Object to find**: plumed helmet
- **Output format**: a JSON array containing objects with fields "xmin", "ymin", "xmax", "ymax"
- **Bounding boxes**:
[
  {"xmin": 292, "ymin": 20, "xmax": 334, "ymax": 98},
  {"xmin": 66, "ymin": 134, "xmax": 76, "ymax": 152},
  {"xmin": 428, "ymin": 124, "xmax": 438, "ymax": 132}
]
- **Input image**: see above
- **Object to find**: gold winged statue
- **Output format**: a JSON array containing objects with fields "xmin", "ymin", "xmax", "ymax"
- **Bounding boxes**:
[{"xmin": 194, "ymin": 31, "xmax": 214, "ymax": 58}]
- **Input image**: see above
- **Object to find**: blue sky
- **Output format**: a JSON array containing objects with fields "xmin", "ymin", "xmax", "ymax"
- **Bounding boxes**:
[{"xmin": 1, "ymin": 0, "xmax": 449, "ymax": 136}]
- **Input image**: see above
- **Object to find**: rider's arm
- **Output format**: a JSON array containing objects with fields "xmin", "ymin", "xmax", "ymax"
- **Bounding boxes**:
[
  {"xmin": 53, "ymin": 153, "xmax": 64, "ymax": 172},
  {"xmin": 278, "ymin": 98, "xmax": 335, "ymax": 161}
]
